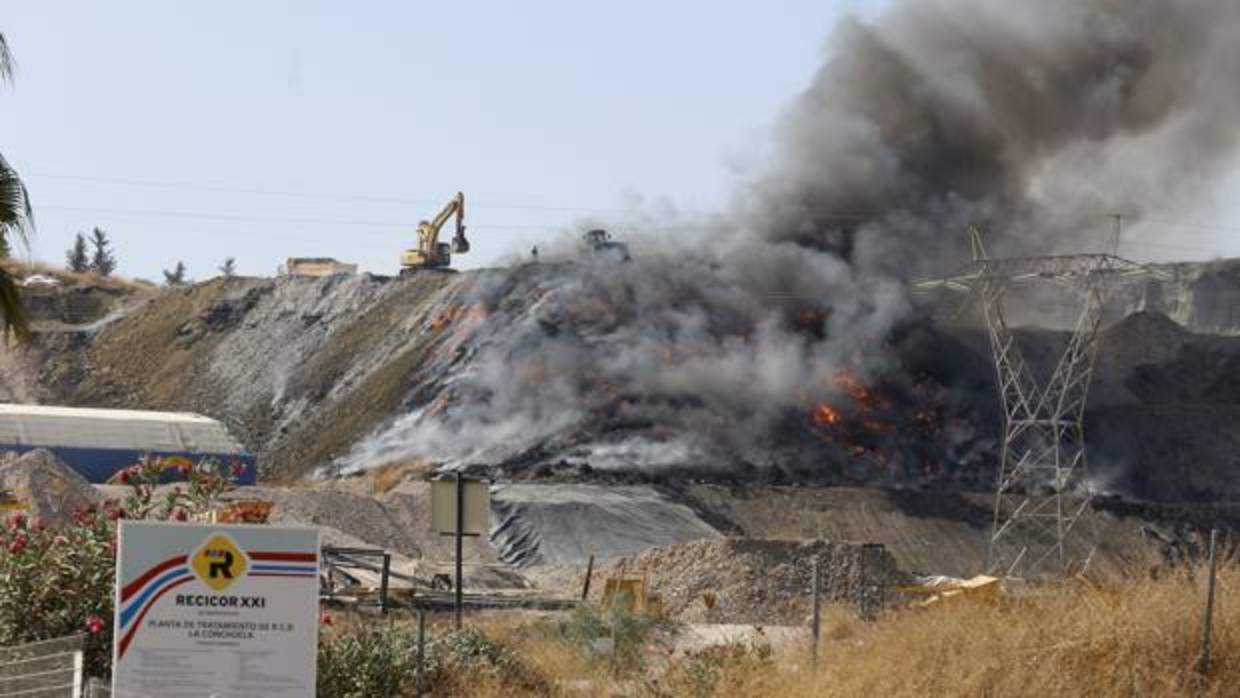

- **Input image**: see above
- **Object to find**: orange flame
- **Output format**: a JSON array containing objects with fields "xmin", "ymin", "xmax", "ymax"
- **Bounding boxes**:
[{"xmin": 813, "ymin": 404, "xmax": 843, "ymax": 426}]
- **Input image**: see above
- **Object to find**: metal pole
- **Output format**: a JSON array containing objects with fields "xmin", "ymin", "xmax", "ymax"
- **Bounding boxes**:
[
  {"xmin": 581, "ymin": 554, "xmax": 595, "ymax": 601},
  {"xmin": 1198, "ymin": 528, "xmax": 1219, "ymax": 675},
  {"xmin": 455, "ymin": 470, "xmax": 464, "ymax": 630},
  {"xmin": 811, "ymin": 556, "xmax": 822, "ymax": 667},
  {"xmin": 72, "ymin": 650, "xmax": 83, "ymax": 698},
  {"xmin": 415, "ymin": 610, "xmax": 426, "ymax": 698},
  {"xmin": 380, "ymin": 552, "xmax": 391, "ymax": 616}
]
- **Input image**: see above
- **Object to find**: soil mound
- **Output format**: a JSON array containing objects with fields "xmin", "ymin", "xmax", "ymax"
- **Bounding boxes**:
[
  {"xmin": 591, "ymin": 537, "xmax": 911, "ymax": 624},
  {"xmin": 490, "ymin": 483, "xmax": 720, "ymax": 567},
  {"xmin": 0, "ymin": 449, "xmax": 102, "ymax": 526}
]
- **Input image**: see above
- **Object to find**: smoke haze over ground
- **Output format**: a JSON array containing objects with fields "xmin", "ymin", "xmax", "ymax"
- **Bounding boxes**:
[{"xmin": 342, "ymin": 0, "xmax": 1240, "ymax": 478}]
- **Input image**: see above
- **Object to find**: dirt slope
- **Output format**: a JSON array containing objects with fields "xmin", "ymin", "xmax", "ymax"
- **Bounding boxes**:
[
  {"xmin": 682, "ymin": 485, "xmax": 1160, "ymax": 578},
  {"xmin": 9, "ymin": 261, "xmax": 1240, "ymax": 502},
  {"xmin": 38, "ymin": 272, "xmax": 470, "ymax": 480}
]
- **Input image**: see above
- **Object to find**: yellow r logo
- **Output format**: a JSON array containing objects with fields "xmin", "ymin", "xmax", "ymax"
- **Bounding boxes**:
[{"xmin": 191, "ymin": 534, "xmax": 248, "ymax": 591}]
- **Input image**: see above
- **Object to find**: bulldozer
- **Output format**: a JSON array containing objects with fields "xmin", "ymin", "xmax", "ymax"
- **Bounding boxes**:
[
  {"xmin": 400, "ymin": 192, "xmax": 471, "ymax": 275},
  {"xmin": 582, "ymin": 228, "xmax": 631, "ymax": 263}
]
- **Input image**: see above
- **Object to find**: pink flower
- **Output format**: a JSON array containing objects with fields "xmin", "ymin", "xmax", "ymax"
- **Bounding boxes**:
[
  {"xmin": 85, "ymin": 615, "xmax": 105, "ymax": 635},
  {"xmin": 31, "ymin": 517, "xmax": 45, "ymax": 532},
  {"xmin": 175, "ymin": 463, "xmax": 191, "ymax": 477},
  {"xmin": 319, "ymin": 612, "xmax": 333, "ymax": 626},
  {"xmin": 107, "ymin": 507, "xmax": 125, "ymax": 521},
  {"xmin": 170, "ymin": 508, "xmax": 188, "ymax": 522},
  {"xmin": 230, "ymin": 462, "xmax": 245, "ymax": 479},
  {"xmin": 7, "ymin": 511, "xmax": 26, "ymax": 530},
  {"xmin": 8, "ymin": 534, "xmax": 27, "ymax": 555},
  {"xmin": 117, "ymin": 468, "xmax": 132, "ymax": 484},
  {"xmin": 52, "ymin": 535, "xmax": 67, "ymax": 547}
]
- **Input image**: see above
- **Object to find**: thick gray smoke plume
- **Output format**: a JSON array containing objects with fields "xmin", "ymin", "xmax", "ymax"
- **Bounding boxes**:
[
  {"xmin": 746, "ymin": 0, "xmax": 1240, "ymax": 271},
  {"xmin": 340, "ymin": 0, "xmax": 1240, "ymax": 476}
]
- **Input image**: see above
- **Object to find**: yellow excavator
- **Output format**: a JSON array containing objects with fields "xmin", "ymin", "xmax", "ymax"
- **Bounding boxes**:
[{"xmin": 400, "ymin": 192, "xmax": 471, "ymax": 275}]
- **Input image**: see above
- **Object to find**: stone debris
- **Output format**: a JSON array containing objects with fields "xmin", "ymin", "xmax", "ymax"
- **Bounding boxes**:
[
  {"xmin": 588, "ymin": 537, "xmax": 912, "ymax": 625},
  {"xmin": 0, "ymin": 449, "xmax": 102, "ymax": 526}
]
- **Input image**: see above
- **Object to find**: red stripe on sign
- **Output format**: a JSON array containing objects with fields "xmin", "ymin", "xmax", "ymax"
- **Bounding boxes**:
[
  {"xmin": 121, "ymin": 555, "xmax": 188, "ymax": 602},
  {"xmin": 249, "ymin": 552, "xmax": 317, "ymax": 562},
  {"xmin": 118, "ymin": 576, "xmax": 194, "ymax": 660},
  {"xmin": 250, "ymin": 573, "xmax": 317, "ymax": 579}
]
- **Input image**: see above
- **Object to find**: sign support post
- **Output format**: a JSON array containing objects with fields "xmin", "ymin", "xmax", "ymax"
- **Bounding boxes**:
[
  {"xmin": 431, "ymin": 472, "xmax": 490, "ymax": 631},
  {"xmin": 455, "ymin": 471, "xmax": 465, "ymax": 629}
]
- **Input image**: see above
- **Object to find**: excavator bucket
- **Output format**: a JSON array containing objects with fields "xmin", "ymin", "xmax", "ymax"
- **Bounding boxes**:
[{"xmin": 452, "ymin": 224, "xmax": 470, "ymax": 254}]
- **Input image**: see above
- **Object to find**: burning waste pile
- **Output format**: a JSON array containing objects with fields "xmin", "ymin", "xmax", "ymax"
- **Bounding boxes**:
[{"xmin": 337, "ymin": 0, "xmax": 1240, "ymax": 490}]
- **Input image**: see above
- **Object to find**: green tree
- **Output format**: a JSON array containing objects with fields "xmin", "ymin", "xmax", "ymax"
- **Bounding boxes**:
[
  {"xmin": 88, "ymin": 227, "xmax": 116, "ymax": 276},
  {"xmin": 66, "ymin": 232, "xmax": 89, "ymax": 272},
  {"xmin": 163, "ymin": 260, "xmax": 187, "ymax": 286},
  {"xmin": 218, "ymin": 256, "xmax": 236, "ymax": 277},
  {"xmin": 0, "ymin": 33, "xmax": 33, "ymax": 340}
]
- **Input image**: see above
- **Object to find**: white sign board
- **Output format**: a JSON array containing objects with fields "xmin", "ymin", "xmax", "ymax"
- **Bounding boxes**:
[
  {"xmin": 431, "ymin": 477, "xmax": 490, "ymax": 535},
  {"xmin": 112, "ymin": 521, "xmax": 320, "ymax": 698}
]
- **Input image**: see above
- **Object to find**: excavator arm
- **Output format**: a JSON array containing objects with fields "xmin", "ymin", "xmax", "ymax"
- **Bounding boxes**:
[
  {"xmin": 402, "ymin": 191, "xmax": 470, "ymax": 272},
  {"xmin": 417, "ymin": 192, "xmax": 470, "ymax": 255}
]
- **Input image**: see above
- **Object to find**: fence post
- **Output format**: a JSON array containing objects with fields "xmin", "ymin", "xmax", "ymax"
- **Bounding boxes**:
[
  {"xmin": 581, "ymin": 554, "xmax": 595, "ymax": 601},
  {"xmin": 380, "ymin": 552, "xmax": 392, "ymax": 616},
  {"xmin": 415, "ymin": 609, "xmax": 427, "ymax": 698},
  {"xmin": 1197, "ymin": 528, "xmax": 1219, "ymax": 676},
  {"xmin": 811, "ymin": 555, "xmax": 822, "ymax": 667}
]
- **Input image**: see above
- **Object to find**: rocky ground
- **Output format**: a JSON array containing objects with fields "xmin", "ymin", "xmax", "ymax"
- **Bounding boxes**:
[
  {"xmin": 3, "ymin": 263, "xmax": 1240, "ymax": 503},
  {"xmin": 4, "ymin": 260, "xmax": 1240, "ymax": 626}
]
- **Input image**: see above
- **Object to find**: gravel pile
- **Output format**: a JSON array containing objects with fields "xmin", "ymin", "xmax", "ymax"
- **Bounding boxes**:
[
  {"xmin": 591, "ymin": 537, "xmax": 912, "ymax": 625},
  {"xmin": 0, "ymin": 449, "xmax": 102, "ymax": 526}
]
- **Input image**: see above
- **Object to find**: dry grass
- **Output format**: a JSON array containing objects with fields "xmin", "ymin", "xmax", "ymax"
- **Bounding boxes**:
[
  {"xmin": 1, "ymin": 259, "xmax": 151, "ymax": 291},
  {"xmin": 426, "ymin": 563, "xmax": 1238, "ymax": 697},
  {"xmin": 678, "ymin": 564, "xmax": 1237, "ymax": 698},
  {"xmin": 369, "ymin": 457, "xmax": 437, "ymax": 495}
]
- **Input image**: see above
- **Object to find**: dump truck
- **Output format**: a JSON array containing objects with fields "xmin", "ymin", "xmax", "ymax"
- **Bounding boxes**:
[{"xmin": 285, "ymin": 257, "xmax": 358, "ymax": 277}]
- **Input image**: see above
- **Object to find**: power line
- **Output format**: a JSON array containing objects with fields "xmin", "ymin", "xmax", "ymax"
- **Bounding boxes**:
[
  {"xmin": 33, "ymin": 203, "xmax": 742, "ymax": 235},
  {"xmin": 25, "ymin": 171, "xmax": 634, "ymax": 215},
  {"xmin": 1138, "ymin": 217, "xmax": 1240, "ymax": 239},
  {"xmin": 35, "ymin": 205, "xmax": 551, "ymax": 229},
  {"xmin": 28, "ymin": 199, "xmax": 1240, "ymax": 257}
]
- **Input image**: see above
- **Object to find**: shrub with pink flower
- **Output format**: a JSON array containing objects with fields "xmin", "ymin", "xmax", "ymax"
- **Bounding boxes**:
[{"xmin": 0, "ymin": 455, "xmax": 244, "ymax": 678}]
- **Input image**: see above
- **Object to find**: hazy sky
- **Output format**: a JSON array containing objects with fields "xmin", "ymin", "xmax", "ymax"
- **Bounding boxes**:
[
  {"xmin": 5, "ymin": 1, "xmax": 1239, "ymax": 281},
  {"xmin": 0, "ymin": 1, "xmax": 887, "ymax": 279}
]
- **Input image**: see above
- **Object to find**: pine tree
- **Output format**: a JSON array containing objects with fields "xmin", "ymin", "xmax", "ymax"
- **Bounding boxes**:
[
  {"xmin": 163, "ymin": 261, "xmax": 187, "ymax": 286},
  {"xmin": 218, "ymin": 257, "xmax": 236, "ymax": 277},
  {"xmin": 65, "ymin": 233, "xmax": 90, "ymax": 272},
  {"xmin": 88, "ymin": 227, "xmax": 116, "ymax": 276}
]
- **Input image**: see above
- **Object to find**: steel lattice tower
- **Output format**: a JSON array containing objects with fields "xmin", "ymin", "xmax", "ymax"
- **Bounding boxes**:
[{"xmin": 919, "ymin": 230, "xmax": 1163, "ymax": 577}]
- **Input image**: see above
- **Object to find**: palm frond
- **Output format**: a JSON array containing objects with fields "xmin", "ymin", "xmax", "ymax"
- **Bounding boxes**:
[
  {"xmin": 0, "ymin": 34, "xmax": 13, "ymax": 85},
  {"xmin": 0, "ymin": 153, "xmax": 33, "ymax": 249},
  {"xmin": 0, "ymin": 261, "xmax": 29, "ymax": 340},
  {"xmin": 0, "ymin": 152, "xmax": 33, "ymax": 340},
  {"xmin": 0, "ymin": 35, "xmax": 31, "ymax": 340}
]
